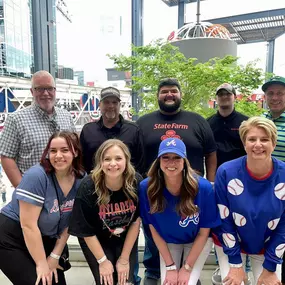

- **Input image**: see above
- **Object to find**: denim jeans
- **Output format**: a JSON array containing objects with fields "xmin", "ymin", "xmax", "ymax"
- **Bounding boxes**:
[{"xmin": 142, "ymin": 223, "xmax": 160, "ymax": 280}]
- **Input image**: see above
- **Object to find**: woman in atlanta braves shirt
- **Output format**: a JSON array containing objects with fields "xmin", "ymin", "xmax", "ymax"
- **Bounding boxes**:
[
  {"xmin": 0, "ymin": 131, "xmax": 85, "ymax": 285},
  {"xmin": 139, "ymin": 138, "xmax": 220, "ymax": 285},
  {"xmin": 68, "ymin": 139, "xmax": 142, "ymax": 285},
  {"xmin": 214, "ymin": 117, "xmax": 285, "ymax": 285}
]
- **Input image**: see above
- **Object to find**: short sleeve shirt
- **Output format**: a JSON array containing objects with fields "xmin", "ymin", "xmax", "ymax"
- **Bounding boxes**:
[
  {"xmin": 68, "ymin": 174, "xmax": 141, "ymax": 246},
  {"xmin": 1, "ymin": 164, "xmax": 83, "ymax": 237},
  {"xmin": 139, "ymin": 176, "xmax": 221, "ymax": 244},
  {"xmin": 0, "ymin": 104, "xmax": 76, "ymax": 173},
  {"xmin": 136, "ymin": 110, "xmax": 216, "ymax": 175}
]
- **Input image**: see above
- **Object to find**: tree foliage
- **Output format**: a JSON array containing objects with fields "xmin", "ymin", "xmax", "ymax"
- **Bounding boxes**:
[{"xmin": 108, "ymin": 40, "xmax": 267, "ymax": 117}]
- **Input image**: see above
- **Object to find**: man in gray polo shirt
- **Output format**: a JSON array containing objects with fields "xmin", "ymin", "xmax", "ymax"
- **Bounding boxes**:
[{"xmin": 0, "ymin": 70, "xmax": 75, "ymax": 187}]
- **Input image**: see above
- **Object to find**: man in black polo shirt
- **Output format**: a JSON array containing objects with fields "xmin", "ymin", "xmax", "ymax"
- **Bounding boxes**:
[
  {"xmin": 80, "ymin": 86, "xmax": 144, "ymax": 174},
  {"xmin": 207, "ymin": 83, "xmax": 248, "ymax": 168}
]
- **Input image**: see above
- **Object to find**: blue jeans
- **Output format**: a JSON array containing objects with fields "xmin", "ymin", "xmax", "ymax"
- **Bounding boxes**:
[
  {"xmin": 142, "ymin": 223, "xmax": 160, "ymax": 280},
  {"xmin": 134, "ymin": 250, "xmax": 141, "ymax": 285}
]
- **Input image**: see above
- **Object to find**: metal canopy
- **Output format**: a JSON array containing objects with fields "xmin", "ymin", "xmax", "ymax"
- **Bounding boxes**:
[
  {"xmin": 161, "ymin": 0, "xmax": 204, "ymax": 7},
  {"xmin": 203, "ymin": 8, "xmax": 285, "ymax": 44}
]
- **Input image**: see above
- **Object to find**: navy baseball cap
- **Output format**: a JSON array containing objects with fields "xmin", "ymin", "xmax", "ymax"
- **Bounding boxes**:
[
  {"xmin": 157, "ymin": 138, "xmax": 186, "ymax": 158},
  {"xmin": 262, "ymin": 76, "xmax": 285, "ymax": 92}
]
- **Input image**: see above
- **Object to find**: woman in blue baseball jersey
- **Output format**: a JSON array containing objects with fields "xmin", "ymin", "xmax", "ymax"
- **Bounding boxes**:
[
  {"xmin": 139, "ymin": 138, "xmax": 220, "ymax": 285},
  {"xmin": 214, "ymin": 117, "xmax": 285, "ymax": 285},
  {"xmin": 0, "ymin": 131, "xmax": 85, "ymax": 285}
]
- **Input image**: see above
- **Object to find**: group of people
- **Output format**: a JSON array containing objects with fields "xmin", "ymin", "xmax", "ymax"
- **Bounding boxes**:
[{"xmin": 0, "ymin": 70, "xmax": 284, "ymax": 285}]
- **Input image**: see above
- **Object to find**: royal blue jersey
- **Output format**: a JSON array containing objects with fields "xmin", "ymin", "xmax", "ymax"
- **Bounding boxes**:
[
  {"xmin": 1, "ymin": 164, "xmax": 84, "ymax": 237},
  {"xmin": 139, "ymin": 176, "xmax": 220, "ymax": 244},
  {"xmin": 215, "ymin": 156, "xmax": 285, "ymax": 272}
]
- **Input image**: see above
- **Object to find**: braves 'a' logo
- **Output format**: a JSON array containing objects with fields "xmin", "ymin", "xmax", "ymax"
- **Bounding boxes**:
[{"xmin": 179, "ymin": 212, "xmax": 199, "ymax": 227}]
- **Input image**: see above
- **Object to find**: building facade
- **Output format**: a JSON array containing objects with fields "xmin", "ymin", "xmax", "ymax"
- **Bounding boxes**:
[{"xmin": 0, "ymin": 0, "xmax": 33, "ymax": 78}]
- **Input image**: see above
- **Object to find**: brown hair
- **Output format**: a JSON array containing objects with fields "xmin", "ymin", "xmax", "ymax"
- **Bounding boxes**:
[
  {"xmin": 147, "ymin": 157, "xmax": 199, "ymax": 217},
  {"xmin": 40, "ymin": 131, "xmax": 84, "ymax": 178},
  {"xmin": 91, "ymin": 139, "xmax": 137, "ymax": 205}
]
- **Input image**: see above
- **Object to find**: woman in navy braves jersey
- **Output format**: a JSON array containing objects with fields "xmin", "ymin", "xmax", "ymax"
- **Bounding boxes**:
[
  {"xmin": 139, "ymin": 138, "xmax": 220, "ymax": 285},
  {"xmin": 214, "ymin": 117, "xmax": 285, "ymax": 285},
  {"xmin": 0, "ymin": 131, "xmax": 85, "ymax": 285}
]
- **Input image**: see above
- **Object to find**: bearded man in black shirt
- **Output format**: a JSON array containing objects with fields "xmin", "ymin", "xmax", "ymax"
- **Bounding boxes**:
[{"xmin": 137, "ymin": 78, "xmax": 217, "ymax": 285}]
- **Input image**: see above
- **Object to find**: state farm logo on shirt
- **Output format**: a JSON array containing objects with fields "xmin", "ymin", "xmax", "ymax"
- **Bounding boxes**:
[
  {"xmin": 179, "ymin": 212, "xmax": 199, "ymax": 227},
  {"xmin": 50, "ymin": 199, "xmax": 74, "ymax": 213},
  {"xmin": 161, "ymin": 130, "xmax": 181, "ymax": 141}
]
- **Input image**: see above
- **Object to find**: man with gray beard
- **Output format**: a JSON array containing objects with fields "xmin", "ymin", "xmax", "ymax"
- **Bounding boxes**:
[{"xmin": 79, "ymin": 87, "xmax": 144, "ymax": 174}]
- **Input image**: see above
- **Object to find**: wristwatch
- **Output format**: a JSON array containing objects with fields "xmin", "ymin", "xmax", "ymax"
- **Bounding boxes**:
[
  {"xmin": 166, "ymin": 264, "xmax": 177, "ymax": 271},
  {"xmin": 229, "ymin": 263, "xmax": 243, "ymax": 268},
  {"xmin": 184, "ymin": 263, "xmax": 193, "ymax": 272}
]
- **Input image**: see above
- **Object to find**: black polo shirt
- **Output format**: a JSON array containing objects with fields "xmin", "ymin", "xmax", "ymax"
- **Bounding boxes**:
[
  {"xmin": 80, "ymin": 115, "xmax": 144, "ymax": 174},
  {"xmin": 207, "ymin": 110, "xmax": 248, "ymax": 167}
]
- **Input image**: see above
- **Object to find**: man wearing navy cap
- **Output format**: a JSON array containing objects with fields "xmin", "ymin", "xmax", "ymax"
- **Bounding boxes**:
[{"xmin": 80, "ymin": 86, "xmax": 144, "ymax": 174}]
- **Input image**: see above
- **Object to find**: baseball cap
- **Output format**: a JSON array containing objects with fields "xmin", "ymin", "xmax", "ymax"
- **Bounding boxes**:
[
  {"xmin": 262, "ymin": 76, "xmax": 285, "ymax": 92},
  {"xmin": 216, "ymin": 83, "xmax": 236, "ymax": 95},
  {"xmin": 100, "ymin": 87, "xmax": 121, "ymax": 101},
  {"xmin": 157, "ymin": 138, "xmax": 186, "ymax": 158}
]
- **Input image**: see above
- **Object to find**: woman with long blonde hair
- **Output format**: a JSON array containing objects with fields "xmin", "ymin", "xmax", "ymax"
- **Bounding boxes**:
[
  {"xmin": 69, "ymin": 139, "xmax": 141, "ymax": 285},
  {"xmin": 140, "ymin": 138, "xmax": 220, "ymax": 285}
]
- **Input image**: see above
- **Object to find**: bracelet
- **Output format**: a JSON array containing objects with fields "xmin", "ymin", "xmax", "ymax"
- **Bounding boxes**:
[
  {"xmin": 166, "ymin": 262, "xmax": 175, "ymax": 268},
  {"xmin": 118, "ymin": 257, "xmax": 129, "ymax": 265},
  {"xmin": 229, "ymin": 263, "xmax": 243, "ymax": 268},
  {"xmin": 97, "ymin": 255, "xmax": 107, "ymax": 264},
  {"xmin": 50, "ymin": 252, "xmax": 60, "ymax": 260}
]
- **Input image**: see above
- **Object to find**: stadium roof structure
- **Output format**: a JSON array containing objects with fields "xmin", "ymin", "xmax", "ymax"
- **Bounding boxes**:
[
  {"xmin": 203, "ymin": 8, "xmax": 285, "ymax": 45},
  {"xmin": 161, "ymin": 0, "xmax": 205, "ymax": 6}
]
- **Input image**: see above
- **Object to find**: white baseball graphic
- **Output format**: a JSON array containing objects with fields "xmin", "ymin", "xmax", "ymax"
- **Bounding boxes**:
[
  {"xmin": 233, "ymin": 212, "xmax": 247, "ymax": 227},
  {"xmin": 227, "ymin": 179, "xmax": 244, "ymax": 196},
  {"xmin": 218, "ymin": 204, "xmax": 230, "ymax": 219},
  {"xmin": 275, "ymin": 243, "xmax": 285, "ymax": 258},
  {"xmin": 274, "ymin": 183, "xmax": 285, "ymax": 200},
  {"xmin": 222, "ymin": 233, "xmax": 236, "ymax": 248},
  {"xmin": 268, "ymin": 218, "xmax": 280, "ymax": 230}
]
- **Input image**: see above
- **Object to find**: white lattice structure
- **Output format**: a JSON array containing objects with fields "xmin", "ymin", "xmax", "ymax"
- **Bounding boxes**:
[{"xmin": 167, "ymin": 22, "xmax": 231, "ymax": 42}]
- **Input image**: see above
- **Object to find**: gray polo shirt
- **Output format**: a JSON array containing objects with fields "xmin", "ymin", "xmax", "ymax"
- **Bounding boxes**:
[{"xmin": 0, "ymin": 104, "xmax": 75, "ymax": 173}]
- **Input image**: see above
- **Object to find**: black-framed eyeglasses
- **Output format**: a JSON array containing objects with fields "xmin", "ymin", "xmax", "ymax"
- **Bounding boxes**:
[{"xmin": 33, "ymin": 87, "xmax": 56, "ymax": 93}]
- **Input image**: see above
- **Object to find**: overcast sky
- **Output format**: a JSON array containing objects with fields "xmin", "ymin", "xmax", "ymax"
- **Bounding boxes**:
[{"xmin": 56, "ymin": 0, "xmax": 285, "ymax": 83}]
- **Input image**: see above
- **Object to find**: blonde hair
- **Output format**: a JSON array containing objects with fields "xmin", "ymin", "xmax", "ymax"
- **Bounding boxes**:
[
  {"xmin": 147, "ymin": 157, "xmax": 199, "ymax": 217},
  {"xmin": 239, "ymin": 116, "xmax": 277, "ymax": 145},
  {"xmin": 91, "ymin": 139, "xmax": 137, "ymax": 205}
]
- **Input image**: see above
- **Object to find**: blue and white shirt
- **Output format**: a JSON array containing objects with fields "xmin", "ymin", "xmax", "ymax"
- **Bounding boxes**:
[
  {"xmin": 139, "ymin": 176, "xmax": 220, "ymax": 244},
  {"xmin": 215, "ymin": 156, "xmax": 285, "ymax": 272},
  {"xmin": 1, "ymin": 164, "xmax": 84, "ymax": 237}
]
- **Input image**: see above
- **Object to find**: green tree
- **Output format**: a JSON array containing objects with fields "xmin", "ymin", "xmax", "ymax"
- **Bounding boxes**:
[{"xmin": 108, "ymin": 40, "xmax": 266, "ymax": 117}]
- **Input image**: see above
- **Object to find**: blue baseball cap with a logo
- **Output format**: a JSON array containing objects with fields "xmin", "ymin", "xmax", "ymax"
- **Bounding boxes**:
[{"xmin": 157, "ymin": 138, "xmax": 187, "ymax": 158}]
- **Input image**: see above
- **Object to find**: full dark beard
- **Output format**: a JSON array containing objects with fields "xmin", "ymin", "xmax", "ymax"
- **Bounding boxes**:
[{"xmin": 158, "ymin": 99, "xmax": 181, "ymax": 113}]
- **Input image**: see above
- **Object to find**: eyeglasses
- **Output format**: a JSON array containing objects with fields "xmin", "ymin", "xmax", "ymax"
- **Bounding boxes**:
[{"xmin": 33, "ymin": 87, "xmax": 56, "ymax": 93}]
